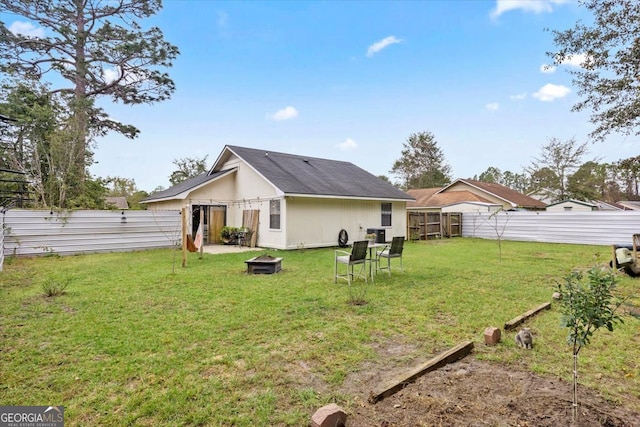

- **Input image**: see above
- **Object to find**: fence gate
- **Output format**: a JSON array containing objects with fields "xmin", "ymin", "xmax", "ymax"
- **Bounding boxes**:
[{"xmin": 407, "ymin": 212, "xmax": 462, "ymax": 240}]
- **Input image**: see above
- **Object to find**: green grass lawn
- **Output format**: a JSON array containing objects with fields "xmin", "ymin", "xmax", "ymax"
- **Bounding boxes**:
[{"xmin": 1, "ymin": 238, "xmax": 638, "ymax": 426}]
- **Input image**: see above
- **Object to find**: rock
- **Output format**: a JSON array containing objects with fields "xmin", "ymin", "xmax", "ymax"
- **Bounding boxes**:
[
  {"xmin": 484, "ymin": 327, "xmax": 501, "ymax": 345},
  {"xmin": 552, "ymin": 292, "xmax": 562, "ymax": 300},
  {"xmin": 311, "ymin": 403, "xmax": 347, "ymax": 427}
]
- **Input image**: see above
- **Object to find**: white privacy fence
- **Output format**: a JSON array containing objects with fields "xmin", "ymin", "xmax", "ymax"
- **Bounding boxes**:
[
  {"xmin": 462, "ymin": 211, "xmax": 640, "ymax": 246},
  {"xmin": 1, "ymin": 209, "xmax": 182, "ymax": 264}
]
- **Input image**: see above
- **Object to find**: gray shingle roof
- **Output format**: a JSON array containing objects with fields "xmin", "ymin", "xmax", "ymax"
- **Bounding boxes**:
[
  {"xmin": 142, "ymin": 169, "xmax": 234, "ymax": 202},
  {"xmin": 223, "ymin": 145, "xmax": 413, "ymax": 200}
]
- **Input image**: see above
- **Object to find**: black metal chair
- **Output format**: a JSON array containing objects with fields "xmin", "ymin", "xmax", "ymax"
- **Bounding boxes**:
[
  {"xmin": 377, "ymin": 236, "xmax": 405, "ymax": 276},
  {"xmin": 334, "ymin": 240, "xmax": 369, "ymax": 285}
]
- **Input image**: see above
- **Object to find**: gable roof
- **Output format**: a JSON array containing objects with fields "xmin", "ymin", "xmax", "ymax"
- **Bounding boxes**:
[
  {"xmin": 546, "ymin": 199, "xmax": 597, "ymax": 208},
  {"xmin": 142, "ymin": 168, "xmax": 236, "ymax": 203},
  {"xmin": 617, "ymin": 201, "xmax": 640, "ymax": 211},
  {"xmin": 214, "ymin": 145, "xmax": 413, "ymax": 201},
  {"xmin": 105, "ymin": 196, "xmax": 129, "ymax": 210},
  {"xmin": 407, "ymin": 188, "xmax": 492, "ymax": 208},
  {"xmin": 441, "ymin": 179, "xmax": 547, "ymax": 209}
]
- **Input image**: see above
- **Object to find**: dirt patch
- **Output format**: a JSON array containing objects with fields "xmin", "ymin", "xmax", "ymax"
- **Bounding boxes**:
[{"xmin": 343, "ymin": 358, "xmax": 640, "ymax": 427}]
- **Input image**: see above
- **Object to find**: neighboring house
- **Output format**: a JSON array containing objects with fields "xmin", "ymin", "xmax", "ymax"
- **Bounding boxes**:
[
  {"xmin": 441, "ymin": 179, "xmax": 547, "ymax": 211},
  {"xmin": 142, "ymin": 145, "xmax": 414, "ymax": 249},
  {"xmin": 546, "ymin": 199, "xmax": 597, "ymax": 212},
  {"xmin": 617, "ymin": 201, "xmax": 640, "ymax": 211},
  {"xmin": 406, "ymin": 188, "xmax": 502, "ymax": 213},
  {"xmin": 105, "ymin": 196, "xmax": 129, "ymax": 210},
  {"xmin": 546, "ymin": 199, "xmax": 626, "ymax": 212},
  {"xmin": 407, "ymin": 179, "xmax": 546, "ymax": 212}
]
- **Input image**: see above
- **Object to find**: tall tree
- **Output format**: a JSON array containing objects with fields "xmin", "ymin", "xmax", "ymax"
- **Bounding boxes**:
[
  {"xmin": 477, "ymin": 166, "xmax": 502, "ymax": 183},
  {"xmin": 390, "ymin": 131, "xmax": 452, "ymax": 189},
  {"xmin": 566, "ymin": 161, "xmax": 613, "ymax": 202},
  {"xmin": 0, "ymin": 0, "xmax": 179, "ymax": 203},
  {"xmin": 549, "ymin": 0, "xmax": 640, "ymax": 141},
  {"xmin": 616, "ymin": 155, "xmax": 640, "ymax": 200},
  {"xmin": 169, "ymin": 155, "xmax": 209, "ymax": 186},
  {"xmin": 501, "ymin": 170, "xmax": 530, "ymax": 194},
  {"xmin": 527, "ymin": 137, "xmax": 590, "ymax": 201}
]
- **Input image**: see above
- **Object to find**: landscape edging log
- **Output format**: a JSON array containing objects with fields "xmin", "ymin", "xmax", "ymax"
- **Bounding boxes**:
[
  {"xmin": 503, "ymin": 302, "xmax": 551, "ymax": 331},
  {"xmin": 368, "ymin": 340, "xmax": 474, "ymax": 404}
]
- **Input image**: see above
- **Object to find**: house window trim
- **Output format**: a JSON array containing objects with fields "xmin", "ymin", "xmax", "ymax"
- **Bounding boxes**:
[
  {"xmin": 270, "ymin": 199, "xmax": 281, "ymax": 230},
  {"xmin": 381, "ymin": 202, "xmax": 392, "ymax": 227}
]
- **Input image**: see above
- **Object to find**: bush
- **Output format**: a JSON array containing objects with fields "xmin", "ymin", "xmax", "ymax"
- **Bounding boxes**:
[{"xmin": 42, "ymin": 278, "xmax": 70, "ymax": 297}]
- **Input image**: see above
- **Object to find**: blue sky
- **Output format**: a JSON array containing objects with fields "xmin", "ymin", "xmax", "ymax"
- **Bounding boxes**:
[{"xmin": 6, "ymin": 0, "xmax": 639, "ymax": 192}]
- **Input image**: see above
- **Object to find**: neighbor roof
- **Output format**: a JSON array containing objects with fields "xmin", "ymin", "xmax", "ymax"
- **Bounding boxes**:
[
  {"xmin": 214, "ymin": 145, "xmax": 413, "ymax": 201},
  {"xmin": 441, "ymin": 179, "xmax": 547, "ymax": 209},
  {"xmin": 617, "ymin": 201, "xmax": 640, "ymax": 211},
  {"xmin": 407, "ymin": 188, "xmax": 492, "ymax": 208},
  {"xmin": 105, "ymin": 196, "xmax": 129, "ymax": 210}
]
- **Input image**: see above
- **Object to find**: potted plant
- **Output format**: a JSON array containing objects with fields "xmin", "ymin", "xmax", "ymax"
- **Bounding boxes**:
[
  {"xmin": 220, "ymin": 226, "xmax": 239, "ymax": 244},
  {"xmin": 364, "ymin": 233, "xmax": 376, "ymax": 245}
]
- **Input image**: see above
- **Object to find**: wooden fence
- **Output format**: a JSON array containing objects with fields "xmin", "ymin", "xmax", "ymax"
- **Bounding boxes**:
[{"xmin": 407, "ymin": 212, "xmax": 462, "ymax": 240}]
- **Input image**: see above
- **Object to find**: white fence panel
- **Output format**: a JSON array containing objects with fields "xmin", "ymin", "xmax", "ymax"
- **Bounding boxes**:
[
  {"xmin": 462, "ymin": 211, "xmax": 640, "ymax": 246},
  {"xmin": 3, "ymin": 209, "xmax": 182, "ymax": 256},
  {"xmin": 0, "ymin": 213, "xmax": 4, "ymax": 270}
]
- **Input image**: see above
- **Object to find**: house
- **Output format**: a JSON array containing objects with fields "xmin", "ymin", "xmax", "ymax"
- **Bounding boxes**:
[
  {"xmin": 546, "ymin": 199, "xmax": 625, "ymax": 212},
  {"xmin": 406, "ymin": 188, "xmax": 502, "ymax": 213},
  {"xmin": 407, "ymin": 179, "xmax": 546, "ymax": 213},
  {"xmin": 546, "ymin": 199, "xmax": 597, "ymax": 212},
  {"xmin": 143, "ymin": 145, "xmax": 414, "ymax": 249}
]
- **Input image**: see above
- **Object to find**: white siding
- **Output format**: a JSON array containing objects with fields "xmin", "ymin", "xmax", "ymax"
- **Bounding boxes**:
[
  {"xmin": 285, "ymin": 197, "xmax": 407, "ymax": 249},
  {"xmin": 546, "ymin": 201, "xmax": 595, "ymax": 212},
  {"xmin": 462, "ymin": 211, "xmax": 640, "ymax": 246},
  {"xmin": 441, "ymin": 202, "xmax": 502, "ymax": 213},
  {"xmin": 3, "ymin": 209, "xmax": 181, "ymax": 256}
]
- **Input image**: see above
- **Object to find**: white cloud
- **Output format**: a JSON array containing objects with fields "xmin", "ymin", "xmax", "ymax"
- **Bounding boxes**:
[
  {"xmin": 532, "ymin": 83, "xmax": 570, "ymax": 102},
  {"xmin": 540, "ymin": 64, "xmax": 556, "ymax": 73},
  {"xmin": 269, "ymin": 106, "xmax": 299, "ymax": 121},
  {"xmin": 510, "ymin": 92, "xmax": 527, "ymax": 100},
  {"xmin": 561, "ymin": 53, "xmax": 587, "ymax": 68},
  {"xmin": 490, "ymin": 0, "xmax": 567, "ymax": 19},
  {"xmin": 366, "ymin": 36, "xmax": 402, "ymax": 57},
  {"xmin": 103, "ymin": 68, "xmax": 120, "ymax": 84},
  {"xmin": 9, "ymin": 21, "xmax": 45, "ymax": 38},
  {"xmin": 485, "ymin": 102, "xmax": 499, "ymax": 111},
  {"xmin": 337, "ymin": 138, "xmax": 358, "ymax": 151}
]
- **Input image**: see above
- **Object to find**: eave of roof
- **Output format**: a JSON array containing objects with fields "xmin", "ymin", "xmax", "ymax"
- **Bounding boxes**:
[
  {"xmin": 546, "ymin": 199, "xmax": 596, "ymax": 208},
  {"xmin": 141, "ymin": 168, "xmax": 236, "ymax": 203}
]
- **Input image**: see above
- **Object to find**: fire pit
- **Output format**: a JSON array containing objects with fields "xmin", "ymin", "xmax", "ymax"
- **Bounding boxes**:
[{"xmin": 245, "ymin": 255, "xmax": 282, "ymax": 274}]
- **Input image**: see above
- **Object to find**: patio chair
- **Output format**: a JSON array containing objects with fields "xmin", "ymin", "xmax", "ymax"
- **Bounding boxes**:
[
  {"xmin": 377, "ymin": 236, "xmax": 405, "ymax": 276},
  {"xmin": 335, "ymin": 240, "xmax": 369, "ymax": 285}
]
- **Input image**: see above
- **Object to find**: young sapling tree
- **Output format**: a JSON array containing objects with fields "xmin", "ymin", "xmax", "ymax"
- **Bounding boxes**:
[{"xmin": 556, "ymin": 265, "xmax": 626, "ymax": 424}]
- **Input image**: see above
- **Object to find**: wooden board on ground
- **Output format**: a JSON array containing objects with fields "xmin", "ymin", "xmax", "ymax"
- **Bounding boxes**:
[
  {"xmin": 503, "ymin": 302, "xmax": 551, "ymax": 331},
  {"xmin": 368, "ymin": 340, "xmax": 474, "ymax": 404}
]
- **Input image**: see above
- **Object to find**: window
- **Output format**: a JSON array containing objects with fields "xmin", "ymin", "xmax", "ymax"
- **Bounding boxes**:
[
  {"xmin": 381, "ymin": 203, "xmax": 392, "ymax": 227},
  {"xmin": 270, "ymin": 199, "xmax": 281, "ymax": 229},
  {"xmin": 564, "ymin": 206, "xmax": 573, "ymax": 211}
]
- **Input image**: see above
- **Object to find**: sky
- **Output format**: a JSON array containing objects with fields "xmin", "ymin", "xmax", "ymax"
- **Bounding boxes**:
[{"xmin": 5, "ymin": 0, "xmax": 639, "ymax": 192}]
